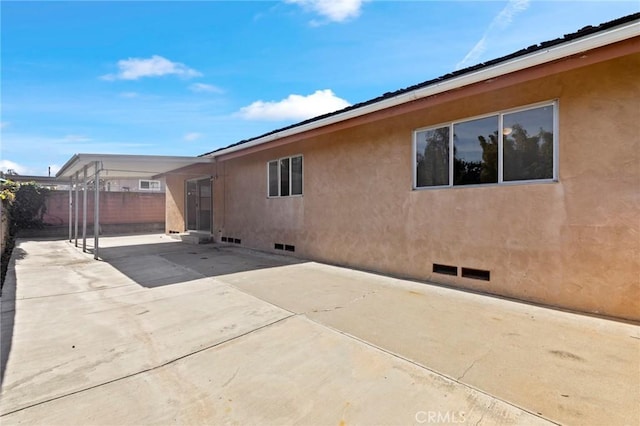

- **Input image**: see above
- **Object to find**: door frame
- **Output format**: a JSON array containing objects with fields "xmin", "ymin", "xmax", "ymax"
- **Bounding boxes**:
[{"xmin": 185, "ymin": 176, "xmax": 213, "ymax": 232}]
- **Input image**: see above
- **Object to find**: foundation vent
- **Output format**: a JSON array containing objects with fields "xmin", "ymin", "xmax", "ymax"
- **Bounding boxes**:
[
  {"xmin": 274, "ymin": 243, "xmax": 284, "ymax": 250},
  {"xmin": 433, "ymin": 263, "xmax": 458, "ymax": 276},
  {"xmin": 461, "ymin": 267, "xmax": 491, "ymax": 281},
  {"xmin": 285, "ymin": 245, "xmax": 295, "ymax": 252},
  {"xmin": 221, "ymin": 236, "xmax": 241, "ymax": 244}
]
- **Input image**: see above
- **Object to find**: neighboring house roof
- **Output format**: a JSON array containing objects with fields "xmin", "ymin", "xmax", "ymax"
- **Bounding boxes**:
[
  {"xmin": 6, "ymin": 175, "xmax": 59, "ymax": 184},
  {"xmin": 203, "ymin": 13, "xmax": 639, "ymax": 159}
]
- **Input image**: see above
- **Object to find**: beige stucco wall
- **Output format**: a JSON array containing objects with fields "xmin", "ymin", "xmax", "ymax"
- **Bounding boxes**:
[{"xmin": 166, "ymin": 52, "xmax": 639, "ymax": 320}]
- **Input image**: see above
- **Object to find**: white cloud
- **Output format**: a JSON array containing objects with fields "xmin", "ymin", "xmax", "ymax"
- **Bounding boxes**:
[
  {"xmin": 239, "ymin": 89, "xmax": 351, "ymax": 121},
  {"xmin": 456, "ymin": 0, "xmax": 530, "ymax": 70},
  {"xmin": 101, "ymin": 55, "xmax": 202, "ymax": 81},
  {"xmin": 0, "ymin": 160, "xmax": 30, "ymax": 175},
  {"xmin": 286, "ymin": 0, "xmax": 365, "ymax": 23},
  {"xmin": 183, "ymin": 132, "xmax": 202, "ymax": 141},
  {"xmin": 189, "ymin": 83, "xmax": 223, "ymax": 94}
]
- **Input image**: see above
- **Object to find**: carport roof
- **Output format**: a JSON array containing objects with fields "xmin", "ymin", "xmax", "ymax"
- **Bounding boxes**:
[{"xmin": 56, "ymin": 153, "xmax": 213, "ymax": 180}]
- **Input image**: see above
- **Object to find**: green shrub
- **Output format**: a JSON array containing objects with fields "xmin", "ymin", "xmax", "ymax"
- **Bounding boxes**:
[
  {"xmin": 8, "ymin": 182, "xmax": 50, "ymax": 234},
  {"xmin": 1, "ymin": 180, "xmax": 49, "ymax": 288}
]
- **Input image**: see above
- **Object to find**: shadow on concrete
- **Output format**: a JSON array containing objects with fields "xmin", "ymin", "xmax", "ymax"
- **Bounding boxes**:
[
  {"xmin": 93, "ymin": 241, "xmax": 305, "ymax": 289},
  {"xmin": 1, "ymin": 246, "xmax": 26, "ymax": 386}
]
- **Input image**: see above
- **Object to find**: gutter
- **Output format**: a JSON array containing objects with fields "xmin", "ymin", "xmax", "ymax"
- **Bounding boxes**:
[{"xmin": 208, "ymin": 19, "xmax": 639, "ymax": 159}]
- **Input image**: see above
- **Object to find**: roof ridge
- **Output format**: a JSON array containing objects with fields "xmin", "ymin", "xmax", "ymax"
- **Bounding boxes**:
[{"xmin": 201, "ymin": 12, "xmax": 640, "ymax": 158}]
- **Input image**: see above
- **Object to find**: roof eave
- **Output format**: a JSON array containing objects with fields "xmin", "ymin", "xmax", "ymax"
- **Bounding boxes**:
[
  {"xmin": 207, "ymin": 19, "xmax": 639, "ymax": 159},
  {"xmin": 55, "ymin": 153, "xmax": 214, "ymax": 180}
]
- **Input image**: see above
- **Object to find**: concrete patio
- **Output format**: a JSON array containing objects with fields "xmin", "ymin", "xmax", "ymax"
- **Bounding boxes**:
[{"xmin": 1, "ymin": 234, "xmax": 638, "ymax": 425}]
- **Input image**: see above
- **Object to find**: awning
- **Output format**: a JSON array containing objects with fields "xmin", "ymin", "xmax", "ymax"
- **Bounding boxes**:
[
  {"xmin": 56, "ymin": 153, "xmax": 213, "ymax": 261},
  {"xmin": 56, "ymin": 153, "xmax": 213, "ymax": 180}
]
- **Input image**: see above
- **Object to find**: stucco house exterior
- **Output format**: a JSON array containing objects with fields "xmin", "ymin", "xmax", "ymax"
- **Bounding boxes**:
[{"xmin": 164, "ymin": 14, "xmax": 639, "ymax": 321}]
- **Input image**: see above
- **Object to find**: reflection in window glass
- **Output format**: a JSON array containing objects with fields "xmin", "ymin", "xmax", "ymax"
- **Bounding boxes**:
[
  {"xmin": 503, "ymin": 105, "xmax": 554, "ymax": 181},
  {"xmin": 416, "ymin": 127, "xmax": 449, "ymax": 187},
  {"xmin": 268, "ymin": 161, "xmax": 279, "ymax": 197},
  {"xmin": 291, "ymin": 156, "xmax": 303, "ymax": 195},
  {"xmin": 280, "ymin": 158, "xmax": 290, "ymax": 196},
  {"xmin": 453, "ymin": 116, "xmax": 498, "ymax": 185}
]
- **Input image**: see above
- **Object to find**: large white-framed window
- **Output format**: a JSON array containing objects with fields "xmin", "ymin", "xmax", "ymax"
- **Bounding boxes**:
[
  {"xmin": 414, "ymin": 100, "xmax": 558, "ymax": 189},
  {"xmin": 139, "ymin": 179, "xmax": 161, "ymax": 191},
  {"xmin": 268, "ymin": 155, "xmax": 303, "ymax": 197}
]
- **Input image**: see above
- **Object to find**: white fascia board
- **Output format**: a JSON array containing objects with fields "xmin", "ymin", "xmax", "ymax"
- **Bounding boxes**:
[
  {"xmin": 56, "ymin": 153, "xmax": 213, "ymax": 179},
  {"xmin": 209, "ymin": 20, "xmax": 639, "ymax": 159}
]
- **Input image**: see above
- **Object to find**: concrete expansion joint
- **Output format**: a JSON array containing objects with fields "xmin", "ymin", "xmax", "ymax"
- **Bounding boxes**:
[
  {"xmin": 15, "ymin": 284, "xmax": 136, "ymax": 301},
  {"xmin": 306, "ymin": 319, "xmax": 561, "ymax": 426},
  {"xmin": 0, "ymin": 313, "xmax": 296, "ymax": 418}
]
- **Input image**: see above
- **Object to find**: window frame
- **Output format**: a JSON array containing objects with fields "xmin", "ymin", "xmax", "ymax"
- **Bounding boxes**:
[
  {"xmin": 267, "ymin": 154, "xmax": 304, "ymax": 198},
  {"xmin": 139, "ymin": 179, "xmax": 162, "ymax": 191},
  {"xmin": 413, "ymin": 100, "xmax": 558, "ymax": 190}
]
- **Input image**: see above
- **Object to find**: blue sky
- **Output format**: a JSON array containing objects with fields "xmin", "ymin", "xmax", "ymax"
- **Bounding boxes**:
[{"xmin": 1, "ymin": 0, "xmax": 638, "ymax": 176}]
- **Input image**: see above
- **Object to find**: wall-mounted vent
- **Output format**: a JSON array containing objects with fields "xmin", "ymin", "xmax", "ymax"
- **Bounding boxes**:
[
  {"xmin": 433, "ymin": 263, "xmax": 458, "ymax": 276},
  {"xmin": 285, "ymin": 245, "xmax": 295, "ymax": 252},
  {"xmin": 274, "ymin": 243, "xmax": 284, "ymax": 250},
  {"xmin": 221, "ymin": 236, "xmax": 241, "ymax": 244},
  {"xmin": 461, "ymin": 267, "xmax": 491, "ymax": 281}
]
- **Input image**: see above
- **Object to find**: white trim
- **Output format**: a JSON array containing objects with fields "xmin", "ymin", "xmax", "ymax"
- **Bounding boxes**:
[
  {"xmin": 553, "ymin": 99, "xmax": 560, "ymax": 182},
  {"xmin": 411, "ymin": 131, "xmax": 417, "ymax": 191},
  {"xmin": 290, "ymin": 155, "xmax": 304, "ymax": 196},
  {"xmin": 413, "ymin": 100, "xmax": 558, "ymax": 189},
  {"xmin": 267, "ymin": 154, "xmax": 304, "ymax": 198},
  {"xmin": 56, "ymin": 153, "xmax": 213, "ymax": 180},
  {"xmin": 498, "ymin": 113, "xmax": 505, "ymax": 184},
  {"xmin": 267, "ymin": 160, "xmax": 278, "ymax": 198},
  {"xmin": 138, "ymin": 179, "xmax": 161, "ymax": 191},
  {"xmin": 184, "ymin": 176, "xmax": 213, "ymax": 232},
  {"xmin": 209, "ymin": 20, "xmax": 638, "ymax": 160}
]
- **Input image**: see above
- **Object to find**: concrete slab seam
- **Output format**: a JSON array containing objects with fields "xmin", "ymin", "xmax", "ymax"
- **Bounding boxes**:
[
  {"xmin": 14, "ymin": 284, "xmax": 138, "ymax": 301},
  {"xmin": 222, "ymin": 281, "xmax": 298, "ymax": 316},
  {"xmin": 0, "ymin": 313, "xmax": 296, "ymax": 418},
  {"xmin": 305, "ymin": 318, "xmax": 562, "ymax": 426}
]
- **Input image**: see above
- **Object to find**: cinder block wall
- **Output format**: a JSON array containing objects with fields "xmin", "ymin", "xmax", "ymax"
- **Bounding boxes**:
[{"xmin": 44, "ymin": 190, "xmax": 165, "ymax": 226}]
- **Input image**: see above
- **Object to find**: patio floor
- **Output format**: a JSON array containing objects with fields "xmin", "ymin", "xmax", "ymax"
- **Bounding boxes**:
[{"xmin": 1, "ymin": 234, "xmax": 638, "ymax": 425}]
